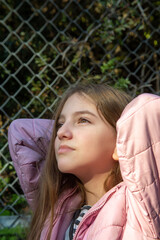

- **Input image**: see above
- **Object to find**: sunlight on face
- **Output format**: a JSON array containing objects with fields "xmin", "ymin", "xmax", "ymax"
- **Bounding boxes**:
[{"xmin": 55, "ymin": 93, "xmax": 117, "ymax": 183}]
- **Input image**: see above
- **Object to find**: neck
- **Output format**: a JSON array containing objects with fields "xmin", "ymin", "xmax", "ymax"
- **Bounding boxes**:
[{"xmin": 83, "ymin": 173, "xmax": 109, "ymax": 206}]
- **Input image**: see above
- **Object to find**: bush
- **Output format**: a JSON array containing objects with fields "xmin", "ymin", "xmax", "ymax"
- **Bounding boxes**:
[{"xmin": 0, "ymin": 225, "xmax": 27, "ymax": 240}]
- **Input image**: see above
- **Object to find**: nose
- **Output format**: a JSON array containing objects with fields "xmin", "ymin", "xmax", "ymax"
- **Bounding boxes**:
[{"xmin": 57, "ymin": 122, "xmax": 73, "ymax": 140}]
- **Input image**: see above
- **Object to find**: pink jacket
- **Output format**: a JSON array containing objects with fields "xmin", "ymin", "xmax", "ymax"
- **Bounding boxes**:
[{"xmin": 8, "ymin": 93, "xmax": 160, "ymax": 240}]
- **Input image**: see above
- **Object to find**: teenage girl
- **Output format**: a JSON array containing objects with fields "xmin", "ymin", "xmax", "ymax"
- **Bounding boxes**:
[{"xmin": 8, "ymin": 83, "xmax": 160, "ymax": 240}]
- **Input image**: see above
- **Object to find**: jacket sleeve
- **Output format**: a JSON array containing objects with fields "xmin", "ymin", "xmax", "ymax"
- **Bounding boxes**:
[
  {"xmin": 8, "ymin": 119, "xmax": 54, "ymax": 209},
  {"xmin": 116, "ymin": 93, "xmax": 160, "ymax": 238}
]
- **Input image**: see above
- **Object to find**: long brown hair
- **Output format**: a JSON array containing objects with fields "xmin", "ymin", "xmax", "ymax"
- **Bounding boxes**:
[{"xmin": 27, "ymin": 83, "xmax": 131, "ymax": 240}]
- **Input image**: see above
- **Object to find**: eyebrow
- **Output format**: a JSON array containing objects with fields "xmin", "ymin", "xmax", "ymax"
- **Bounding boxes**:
[{"xmin": 59, "ymin": 110, "xmax": 98, "ymax": 119}]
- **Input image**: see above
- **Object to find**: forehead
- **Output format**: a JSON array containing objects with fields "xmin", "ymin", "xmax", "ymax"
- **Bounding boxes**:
[{"xmin": 60, "ymin": 93, "xmax": 96, "ymax": 115}]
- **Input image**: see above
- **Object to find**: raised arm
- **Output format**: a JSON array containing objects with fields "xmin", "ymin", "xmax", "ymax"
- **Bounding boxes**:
[
  {"xmin": 8, "ymin": 119, "xmax": 54, "ymax": 209},
  {"xmin": 117, "ymin": 93, "xmax": 160, "ymax": 238}
]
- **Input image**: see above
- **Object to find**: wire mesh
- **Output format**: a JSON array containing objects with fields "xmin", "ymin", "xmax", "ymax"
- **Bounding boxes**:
[{"xmin": 0, "ymin": 0, "xmax": 160, "ymax": 234}]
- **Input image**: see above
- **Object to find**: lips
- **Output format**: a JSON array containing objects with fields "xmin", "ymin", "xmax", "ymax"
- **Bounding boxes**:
[{"xmin": 58, "ymin": 145, "xmax": 74, "ymax": 154}]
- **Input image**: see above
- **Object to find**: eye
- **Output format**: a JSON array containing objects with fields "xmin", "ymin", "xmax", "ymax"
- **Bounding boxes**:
[
  {"xmin": 56, "ymin": 122, "xmax": 63, "ymax": 130},
  {"xmin": 77, "ymin": 117, "xmax": 90, "ymax": 124}
]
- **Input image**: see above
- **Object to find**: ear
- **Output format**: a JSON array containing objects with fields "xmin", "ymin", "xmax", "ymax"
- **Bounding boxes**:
[{"xmin": 112, "ymin": 147, "xmax": 119, "ymax": 161}]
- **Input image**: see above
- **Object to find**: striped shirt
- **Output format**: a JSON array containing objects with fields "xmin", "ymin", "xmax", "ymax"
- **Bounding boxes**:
[{"xmin": 64, "ymin": 205, "xmax": 91, "ymax": 240}]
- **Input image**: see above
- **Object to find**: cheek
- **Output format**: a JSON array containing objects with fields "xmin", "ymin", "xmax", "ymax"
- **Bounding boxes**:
[
  {"xmin": 89, "ymin": 131, "xmax": 116, "ymax": 155},
  {"xmin": 79, "ymin": 133, "xmax": 104, "ymax": 154}
]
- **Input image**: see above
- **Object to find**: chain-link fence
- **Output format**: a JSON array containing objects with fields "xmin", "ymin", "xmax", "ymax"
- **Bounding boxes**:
[{"xmin": 0, "ymin": 0, "xmax": 160, "ymax": 237}]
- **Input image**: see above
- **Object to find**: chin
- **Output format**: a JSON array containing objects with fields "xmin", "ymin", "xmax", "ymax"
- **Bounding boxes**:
[{"xmin": 58, "ymin": 165, "xmax": 73, "ymax": 174}]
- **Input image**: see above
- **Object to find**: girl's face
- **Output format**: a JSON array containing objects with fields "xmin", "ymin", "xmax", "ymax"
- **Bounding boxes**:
[{"xmin": 55, "ymin": 93, "xmax": 117, "ymax": 183}]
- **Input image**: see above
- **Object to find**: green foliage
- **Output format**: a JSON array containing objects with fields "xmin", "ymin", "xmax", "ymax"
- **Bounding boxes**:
[
  {"xmin": 101, "ymin": 58, "xmax": 117, "ymax": 72},
  {"xmin": 114, "ymin": 78, "xmax": 130, "ymax": 90},
  {"xmin": 0, "ymin": 225, "xmax": 26, "ymax": 240},
  {"xmin": 101, "ymin": 59, "xmax": 130, "ymax": 90},
  {"xmin": 0, "ymin": 175, "xmax": 28, "ymax": 216}
]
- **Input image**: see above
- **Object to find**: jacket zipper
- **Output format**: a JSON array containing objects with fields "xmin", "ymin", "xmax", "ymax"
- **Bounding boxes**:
[{"xmin": 73, "ymin": 188, "xmax": 117, "ymax": 240}]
